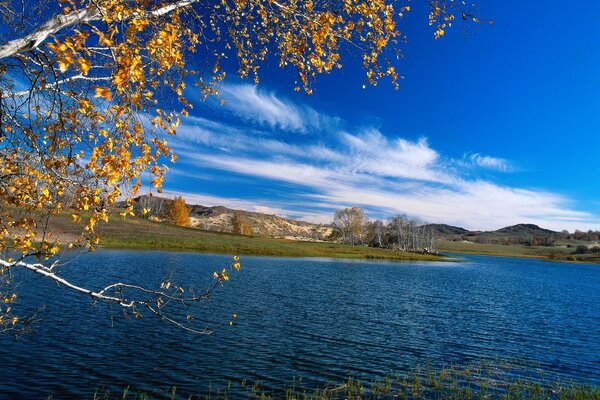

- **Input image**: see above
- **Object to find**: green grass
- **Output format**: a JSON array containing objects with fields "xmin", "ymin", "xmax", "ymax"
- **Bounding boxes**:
[
  {"xmin": 86, "ymin": 360, "xmax": 600, "ymax": 399},
  {"xmin": 87, "ymin": 216, "xmax": 442, "ymax": 262},
  {"xmin": 24, "ymin": 210, "xmax": 600, "ymax": 263},
  {"xmin": 438, "ymin": 240, "xmax": 600, "ymax": 264}
]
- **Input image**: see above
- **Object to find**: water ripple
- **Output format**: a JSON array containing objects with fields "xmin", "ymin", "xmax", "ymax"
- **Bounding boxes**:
[{"xmin": 0, "ymin": 251, "xmax": 598, "ymax": 398}]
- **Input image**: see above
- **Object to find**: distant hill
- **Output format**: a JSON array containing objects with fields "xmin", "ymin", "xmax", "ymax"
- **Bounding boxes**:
[
  {"xmin": 495, "ymin": 224, "xmax": 558, "ymax": 238},
  {"xmin": 426, "ymin": 224, "xmax": 469, "ymax": 236},
  {"xmin": 438, "ymin": 223, "xmax": 563, "ymax": 245},
  {"xmin": 126, "ymin": 195, "xmax": 332, "ymax": 241},
  {"xmin": 122, "ymin": 195, "xmax": 573, "ymax": 245}
]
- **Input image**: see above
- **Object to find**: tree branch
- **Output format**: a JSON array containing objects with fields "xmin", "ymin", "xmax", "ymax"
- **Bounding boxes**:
[
  {"xmin": 0, "ymin": 256, "xmax": 234, "ymax": 334},
  {"xmin": 4, "ymin": 74, "xmax": 111, "ymax": 99},
  {"xmin": 0, "ymin": 0, "xmax": 201, "ymax": 60},
  {"xmin": 0, "ymin": 6, "xmax": 101, "ymax": 59},
  {"xmin": 0, "ymin": 258, "xmax": 138, "ymax": 307}
]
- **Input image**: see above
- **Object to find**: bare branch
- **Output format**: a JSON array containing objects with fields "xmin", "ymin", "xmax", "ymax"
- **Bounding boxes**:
[
  {"xmin": 4, "ymin": 74, "xmax": 111, "ymax": 98},
  {"xmin": 0, "ymin": 6, "xmax": 101, "ymax": 59},
  {"xmin": 0, "ymin": 0, "xmax": 201, "ymax": 60},
  {"xmin": 0, "ymin": 258, "xmax": 138, "ymax": 307},
  {"xmin": 0, "ymin": 256, "xmax": 237, "ymax": 334}
]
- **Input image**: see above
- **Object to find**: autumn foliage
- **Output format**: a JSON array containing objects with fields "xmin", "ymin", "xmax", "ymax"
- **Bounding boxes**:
[
  {"xmin": 0, "ymin": 0, "xmax": 482, "ymax": 259},
  {"xmin": 0, "ymin": 0, "xmax": 481, "ymax": 333},
  {"xmin": 232, "ymin": 212, "xmax": 253, "ymax": 236},
  {"xmin": 167, "ymin": 196, "xmax": 190, "ymax": 227}
]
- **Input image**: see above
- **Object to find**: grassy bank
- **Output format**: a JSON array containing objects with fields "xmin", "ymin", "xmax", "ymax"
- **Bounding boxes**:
[
  {"xmin": 81, "ymin": 216, "xmax": 441, "ymax": 261},
  {"xmin": 89, "ymin": 360, "xmax": 599, "ymax": 399},
  {"xmin": 28, "ymin": 210, "xmax": 600, "ymax": 263},
  {"xmin": 438, "ymin": 240, "xmax": 600, "ymax": 263}
]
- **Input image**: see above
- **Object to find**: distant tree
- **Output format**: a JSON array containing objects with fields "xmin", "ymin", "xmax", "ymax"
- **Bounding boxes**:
[
  {"xmin": 167, "ymin": 196, "xmax": 190, "ymax": 227},
  {"xmin": 573, "ymin": 245, "xmax": 589, "ymax": 255},
  {"xmin": 387, "ymin": 214, "xmax": 438, "ymax": 252},
  {"xmin": 232, "ymin": 212, "xmax": 253, "ymax": 236},
  {"xmin": 136, "ymin": 194, "xmax": 165, "ymax": 220},
  {"xmin": 388, "ymin": 215, "xmax": 408, "ymax": 250},
  {"xmin": 370, "ymin": 220, "xmax": 386, "ymax": 248},
  {"xmin": 332, "ymin": 207, "xmax": 368, "ymax": 245}
]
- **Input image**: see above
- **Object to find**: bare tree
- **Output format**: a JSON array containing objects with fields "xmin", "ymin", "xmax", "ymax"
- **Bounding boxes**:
[
  {"xmin": 137, "ymin": 194, "xmax": 166, "ymax": 220},
  {"xmin": 332, "ymin": 207, "xmax": 368, "ymax": 245},
  {"xmin": 387, "ymin": 215, "xmax": 438, "ymax": 253},
  {"xmin": 370, "ymin": 220, "xmax": 385, "ymax": 248}
]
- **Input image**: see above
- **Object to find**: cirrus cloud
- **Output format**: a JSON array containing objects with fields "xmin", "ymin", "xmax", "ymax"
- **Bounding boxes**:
[{"xmin": 161, "ymin": 82, "xmax": 600, "ymax": 232}]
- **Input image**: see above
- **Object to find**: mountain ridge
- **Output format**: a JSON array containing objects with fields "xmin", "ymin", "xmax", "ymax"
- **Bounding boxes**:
[{"xmin": 126, "ymin": 195, "xmax": 589, "ymax": 243}]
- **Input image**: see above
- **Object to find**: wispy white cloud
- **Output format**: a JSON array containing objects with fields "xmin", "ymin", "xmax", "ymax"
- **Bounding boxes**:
[
  {"xmin": 461, "ymin": 153, "xmax": 514, "ymax": 172},
  {"xmin": 178, "ymin": 149, "xmax": 598, "ymax": 231},
  {"xmin": 216, "ymin": 83, "xmax": 338, "ymax": 132},
  {"xmin": 165, "ymin": 85, "xmax": 600, "ymax": 232},
  {"xmin": 339, "ymin": 130, "xmax": 455, "ymax": 183},
  {"xmin": 173, "ymin": 115, "xmax": 301, "ymax": 155}
]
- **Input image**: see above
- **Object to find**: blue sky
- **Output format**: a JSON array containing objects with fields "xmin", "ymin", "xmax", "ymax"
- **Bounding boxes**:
[{"xmin": 160, "ymin": 1, "xmax": 600, "ymax": 232}]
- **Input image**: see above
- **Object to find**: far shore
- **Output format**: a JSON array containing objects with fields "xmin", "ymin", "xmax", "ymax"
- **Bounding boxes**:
[
  {"xmin": 438, "ymin": 240, "xmax": 600, "ymax": 264},
  {"xmin": 21, "ymin": 212, "xmax": 600, "ymax": 264},
  {"xmin": 86, "ymin": 216, "xmax": 444, "ymax": 262}
]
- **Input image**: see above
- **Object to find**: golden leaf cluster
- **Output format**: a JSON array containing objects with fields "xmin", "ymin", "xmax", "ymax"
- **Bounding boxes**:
[
  {"xmin": 0, "ymin": 0, "xmax": 479, "ymax": 323},
  {"xmin": 167, "ymin": 196, "xmax": 190, "ymax": 227}
]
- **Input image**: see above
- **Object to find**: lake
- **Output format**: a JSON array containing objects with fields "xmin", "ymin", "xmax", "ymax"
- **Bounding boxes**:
[{"xmin": 0, "ymin": 250, "xmax": 598, "ymax": 398}]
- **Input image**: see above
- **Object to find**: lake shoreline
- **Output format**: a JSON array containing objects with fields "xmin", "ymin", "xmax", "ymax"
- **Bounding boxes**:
[
  {"xmin": 439, "ymin": 241, "xmax": 600, "ymax": 264},
  {"xmin": 98, "ymin": 238, "xmax": 448, "ymax": 262}
]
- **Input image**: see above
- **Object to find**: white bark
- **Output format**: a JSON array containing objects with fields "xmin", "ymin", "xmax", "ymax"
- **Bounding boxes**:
[
  {"xmin": 0, "ymin": 258, "xmax": 136, "ymax": 306},
  {"xmin": 0, "ymin": 0, "xmax": 200, "ymax": 60},
  {"xmin": 0, "ymin": 257, "xmax": 223, "ymax": 334},
  {"xmin": 0, "ymin": 7, "xmax": 101, "ymax": 59},
  {"xmin": 5, "ymin": 74, "xmax": 111, "ymax": 99}
]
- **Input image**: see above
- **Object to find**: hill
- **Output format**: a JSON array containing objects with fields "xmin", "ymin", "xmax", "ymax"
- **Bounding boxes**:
[
  {"xmin": 430, "ymin": 222, "xmax": 564, "ymax": 246},
  {"xmin": 495, "ymin": 224, "xmax": 558, "ymax": 238},
  {"xmin": 130, "ymin": 196, "xmax": 569, "ymax": 246},
  {"xmin": 129, "ymin": 195, "xmax": 332, "ymax": 241},
  {"xmin": 425, "ymin": 224, "xmax": 469, "ymax": 236}
]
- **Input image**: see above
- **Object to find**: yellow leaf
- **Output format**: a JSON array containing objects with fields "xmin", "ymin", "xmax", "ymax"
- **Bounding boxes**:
[
  {"xmin": 79, "ymin": 58, "xmax": 92, "ymax": 75},
  {"xmin": 59, "ymin": 61, "xmax": 69, "ymax": 73},
  {"xmin": 94, "ymin": 87, "xmax": 112, "ymax": 101},
  {"xmin": 88, "ymin": 216, "xmax": 97, "ymax": 232}
]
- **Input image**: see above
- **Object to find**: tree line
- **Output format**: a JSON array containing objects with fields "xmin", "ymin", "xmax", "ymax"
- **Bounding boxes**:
[
  {"xmin": 331, "ymin": 207, "xmax": 438, "ymax": 253},
  {"xmin": 136, "ymin": 195, "xmax": 254, "ymax": 235}
]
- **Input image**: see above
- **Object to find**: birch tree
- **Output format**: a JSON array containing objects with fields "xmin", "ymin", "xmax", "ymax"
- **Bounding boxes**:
[
  {"xmin": 0, "ymin": 0, "xmax": 479, "ymax": 333},
  {"xmin": 371, "ymin": 220, "xmax": 385, "ymax": 248},
  {"xmin": 333, "ymin": 207, "xmax": 368, "ymax": 245},
  {"xmin": 387, "ymin": 215, "xmax": 438, "ymax": 252}
]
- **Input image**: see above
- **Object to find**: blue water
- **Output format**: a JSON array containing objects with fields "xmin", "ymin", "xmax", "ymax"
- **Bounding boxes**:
[{"xmin": 0, "ymin": 250, "xmax": 598, "ymax": 398}]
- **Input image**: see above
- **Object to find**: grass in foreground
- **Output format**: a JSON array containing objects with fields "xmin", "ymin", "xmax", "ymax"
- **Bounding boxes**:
[
  {"xmin": 45, "ymin": 213, "xmax": 442, "ymax": 261},
  {"xmin": 438, "ymin": 241, "xmax": 600, "ymax": 264},
  {"xmin": 87, "ymin": 360, "xmax": 599, "ymax": 399}
]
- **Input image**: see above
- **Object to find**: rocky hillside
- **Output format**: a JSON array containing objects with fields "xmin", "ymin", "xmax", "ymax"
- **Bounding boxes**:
[
  {"xmin": 130, "ymin": 195, "xmax": 332, "ymax": 241},
  {"xmin": 127, "ymin": 195, "xmax": 596, "ymax": 246}
]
